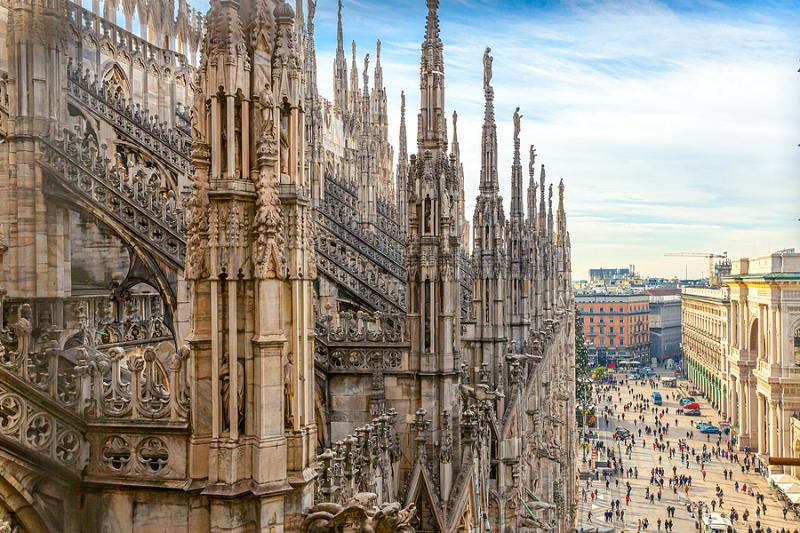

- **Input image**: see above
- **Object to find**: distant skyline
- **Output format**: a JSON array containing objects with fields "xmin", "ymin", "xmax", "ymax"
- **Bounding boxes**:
[{"xmin": 190, "ymin": 0, "xmax": 800, "ymax": 278}]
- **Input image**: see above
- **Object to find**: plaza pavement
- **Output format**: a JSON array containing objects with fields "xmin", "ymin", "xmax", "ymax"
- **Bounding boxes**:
[{"xmin": 575, "ymin": 374, "xmax": 800, "ymax": 532}]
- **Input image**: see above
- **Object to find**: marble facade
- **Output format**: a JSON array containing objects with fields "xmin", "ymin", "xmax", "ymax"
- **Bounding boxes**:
[{"xmin": 0, "ymin": 0, "xmax": 577, "ymax": 531}]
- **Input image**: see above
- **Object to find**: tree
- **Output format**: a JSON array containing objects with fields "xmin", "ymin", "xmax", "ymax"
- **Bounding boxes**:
[{"xmin": 575, "ymin": 308, "xmax": 592, "ymax": 409}]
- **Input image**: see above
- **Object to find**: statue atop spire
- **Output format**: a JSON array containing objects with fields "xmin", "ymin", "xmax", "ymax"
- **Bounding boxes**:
[
  {"xmin": 483, "ymin": 47, "xmax": 493, "ymax": 94},
  {"xmin": 333, "ymin": 0, "xmax": 348, "ymax": 111},
  {"xmin": 510, "ymin": 107, "xmax": 524, "ymax": 220},
  {"xmin": 418, "ymin": 0, "xmax": 446, "ymax": 150},
  {"xmin": 513, "ymin": 107, "xmax": 522, "ymax": 142},
  {"xmin": 478, "ymin": 46, "xmax": 498, "ymax": 192}
]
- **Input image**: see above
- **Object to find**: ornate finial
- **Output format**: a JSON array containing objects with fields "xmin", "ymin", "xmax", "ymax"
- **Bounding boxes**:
[
  {"xmin": 558, "ymin": 178, "xmax": 565, "ymax": 211},
  {"xmin": 513, "ymin": 107, "xmax": 522, "ymax": 142},
  {"xmin": 401, "ymin": 91, "xmax": 406, "ymax": 118},
  {"xmin": 351, "ymin": 40, "xmax": 357, "ymax": 63},
  {"xmin": 336, "ymin": 0, "xmax": 344, "ymax": 48},
  {"xmin": 529, "ymin": 145, "xmax": 537, "ymax": 176},
  {"xmin": 548, "ymin": 183, "xmax": 553, "ymax": 209},
  {"xmin": 376, "ymin": 39, "xmax": 381, "ymax": 61},
  {"xmin": 483, "ymin": 47, "xmax": 493, "ymax": 93},
  {"xmin": 363, "ymin": 54, "xmax": 369, "ymax": 90}
]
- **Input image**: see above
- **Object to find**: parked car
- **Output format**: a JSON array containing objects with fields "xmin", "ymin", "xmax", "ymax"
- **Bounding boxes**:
[
  {"xmin": 680, "ymin": 397, "xmax": 696, "ymax": 406},
  {"xmin": 684, "ymin": 407, "xmax": 701, "ymax": 416},
  {"xmin": 613, "ymin": 427, "xmax": 631, "ymax": 439},
  {"xmin": 699, "ymin": 425, "xmax": 721, "ymax": 435},
  {"xmin": 651, "ymin": 392, "xmax": 663, "ymax": 405}
]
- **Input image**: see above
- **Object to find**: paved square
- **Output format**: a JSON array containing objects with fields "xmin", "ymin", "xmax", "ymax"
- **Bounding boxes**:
[{"xmin": 576, "ymin": 374, "xmax": 800, "ymax": 532}]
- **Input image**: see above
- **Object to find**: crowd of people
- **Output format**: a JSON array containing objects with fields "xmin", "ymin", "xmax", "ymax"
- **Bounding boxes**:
[{"xmin": 578, "ymin": 375, "xmax": 798, "ymax": 533}]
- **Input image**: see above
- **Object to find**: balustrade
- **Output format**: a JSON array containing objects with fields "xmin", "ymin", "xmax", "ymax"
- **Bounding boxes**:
[
  {"xmin": 39, "ymin": 127, "xmax": 186, "ymax": 269},
  {"xmin": 0, "ymin": 302, "xmax": 190, "ymax": 423},
  {"xmin": 66, "ymin": 62, "xmax": 192, "ymax": 174}
]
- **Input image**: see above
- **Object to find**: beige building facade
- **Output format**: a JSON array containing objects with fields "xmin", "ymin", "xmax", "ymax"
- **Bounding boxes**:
[
  {"xmin": 726, "ymin": 252, "xmax": 800, "ymax": 467},
  {"xmin": 682, "ymin": 251, "xmax": 800, "ymax": 472},
  {"xmin": 681, "ymin": 287, "xmax": 730, "ymax": 413}
]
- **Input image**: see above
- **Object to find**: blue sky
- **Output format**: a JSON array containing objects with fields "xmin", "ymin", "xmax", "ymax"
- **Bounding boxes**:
[{"xmin": 193, "ymin": 0, "xmax": 800, "ymax": 279}]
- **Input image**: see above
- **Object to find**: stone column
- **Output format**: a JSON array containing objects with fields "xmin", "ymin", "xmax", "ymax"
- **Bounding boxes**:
[
  {"xmin": 769, "ymin": 400, "xmax": 778, "ymax": 458},
  {"xmin": 756, "ymin": 393, "xmax": 764, "ymax": 453}
]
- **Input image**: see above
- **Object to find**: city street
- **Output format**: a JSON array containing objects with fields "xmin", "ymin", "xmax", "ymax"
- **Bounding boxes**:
[{"xmin": 576, "ymin": 373, "xmax": 800, "ymax": 532}]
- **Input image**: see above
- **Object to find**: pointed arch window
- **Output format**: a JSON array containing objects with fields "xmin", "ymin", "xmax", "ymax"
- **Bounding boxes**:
[{"xmin": 103, "ymin": 64, "xmax": 130, "ymax": 102}]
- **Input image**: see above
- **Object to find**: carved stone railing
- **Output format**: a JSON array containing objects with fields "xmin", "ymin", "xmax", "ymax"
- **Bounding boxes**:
[
  {"xmin": 0, "ymin": 379, "xmax": 87, "ymax": 472},
  {"xmin": 322, "ymin": 174, "xmax": 405, "ymax": 267},
  {"xmin": 316, "ymin": 227, "xmax": 406, "ymax": 313},
  {"xmin": 313, "ymin": 411, "xmax": 401, "ymax": 506},
  {"xmin": 66, "ymin": 1, "xmax": 198, "ymax": 80},
  {"xmin": 38, "ymin": 129, "xmax": 186, "ymax": 270},
  {"xmin": 375, "ymin": 195, "xmax": 404, "ymax": 245},
  {"xmin": 0, "ymin": 304, "xmax": 190, "ymax": 423},
  {"xmin": 314, "ymin": 309, "xmax": 409, "ymax": 373},
  {"xmin": 66, "ymin": 63, "xmax": 192, "ymax": 174},
  {"xmin": 63, "ymin": 294, "xmax": 174, "ymax": 350}
]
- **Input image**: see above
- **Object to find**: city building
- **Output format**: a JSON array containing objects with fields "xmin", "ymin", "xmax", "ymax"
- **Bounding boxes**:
[
  {"xmin": 648, "ymin": 288, "xmax": 682, "ymax": 363},
  {"xmin": 681, "ymin": 249, "xmax": 800, "ymax": 475},
  {"xmin": 576, "ymin": 292, "xmax": 650, "ymax": 364},
  {"xmin": 680, "ymin": 286, "xmax": 730, "ymax": 411},
  {"xmin": 725, "ymin": 251, "xmax": 800, "ymax": 468},
  {"xmin": 589, "ymin": 267, "xmax": 633, "ymax": 282},
  {"xmin": 0, "ymin": 0, "xmax": 577, "ymax": 530}
]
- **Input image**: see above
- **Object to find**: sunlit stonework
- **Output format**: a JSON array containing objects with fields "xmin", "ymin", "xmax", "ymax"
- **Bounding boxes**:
[{"xmin": 0, "ymin": 0, "xmax": 576, "ymax": 530}]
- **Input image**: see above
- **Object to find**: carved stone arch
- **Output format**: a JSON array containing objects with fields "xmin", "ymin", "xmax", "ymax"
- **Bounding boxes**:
[
  {"xmin": 116, "ymin": 49, "xmax": 132, "ymax": 66},
  {"xmin": 0, "ymin": 454, "xmax": 72, "ymax": 533},
  {"xmin": 101, "ymin": 62, "xmax": 131, "ymax": 102},
  {"xmin": 43, "ymin": 184, "xmax": 178, "ymax": 324}
]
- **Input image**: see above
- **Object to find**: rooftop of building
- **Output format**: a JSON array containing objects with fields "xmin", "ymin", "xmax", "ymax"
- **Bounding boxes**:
[
  {"xmin": 725, "ymin": 248, "xmax": 800, "ymax": 278},
  {"xmin": 680, "ymin": 286, "xmax": 730, "ymax": 302}
]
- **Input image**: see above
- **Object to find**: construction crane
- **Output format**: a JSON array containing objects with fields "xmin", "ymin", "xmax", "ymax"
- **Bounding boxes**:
[{"xmin": 664, "ymin": 252, "xmax": 728, "ymax": 285}]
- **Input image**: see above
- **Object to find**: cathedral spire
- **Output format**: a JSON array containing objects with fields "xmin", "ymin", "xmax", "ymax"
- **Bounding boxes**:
[
  {"xmin": 333, "ymin": 0, "xmax": 348, "ymax": 111},
  {"xmin": 374, "ymin": 39, "xmax": 383, "ymax": 93},
  {"xmin": 418, "ymin": 0, "xmax": 446, "ymax": 150},
  {"xmin": 479, "ymin": 46, "xmax": 498, "ymax": 193},
  {"xmin": 399, "ymin": 92, "xmax": 408, "ymax": 164},
  {"xmin": 397, "ymin": 91, "xmax": 408, "ymax": 227},
  {"xmin": 557, "ymin": 178, "xmax": 566, "ymax": 242},
  {"xmin": 538, "ymin": 163, "xmax": 546, "ymax": 233},
  {"xmin": 510, "ymin": 107, "xmax": 524, "ymax": 222},
  {"xmin": 527, "ymin": 145, "xmax": 537, "ymax": 224},
  {"xmin": 349, "ymin": 40, "xmax": 361, "ymax": 116}
]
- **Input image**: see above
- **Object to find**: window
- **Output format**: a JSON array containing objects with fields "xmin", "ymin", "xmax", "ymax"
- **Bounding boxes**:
[
  {"xmin": 610, "ymin": 317, "xmax": 615, "ymax": 323},
  {"xmin": 590, "ymin": 317, "xmax": 594, "ymax": 323},
  {"xmin": 600, "ymin": 318, "xmax": 605, "ymax": 324},
  {"xmin": 620, "ymin": 326, "xmax": 624, "ymax": 334},
  {"xmin": 795, "ymin": 327, "xmax": 800, "ymax": 365},
  {"xmin": 620, "ymin": 338, "xmax": 624, "ymax": 346},
  {"xmin": 610, "ymin": 327, "xmax": 615, "ymax": 334},
  {"xmin": 590, "ymin": 327, "xmax": 595, "ymax": 334},
  {"xmin": 610, "ymin": 338, "xmax": 615, "ymax": 346},
  {"xmin": 609, "ymin": 306, "xmax": 614, "ymax": 312},
  {"xmin": 600, "ymin": 307, "xmax": 604, "ymax": 312},
  {"xmin": 600, "ymin": 337, "xmax": 606, "ymax": 346}
]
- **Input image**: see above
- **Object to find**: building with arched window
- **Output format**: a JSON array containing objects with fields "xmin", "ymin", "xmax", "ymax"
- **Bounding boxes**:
[{"xmin": 725, "ymin": 250, "xmax": 800, "ymax": 471}]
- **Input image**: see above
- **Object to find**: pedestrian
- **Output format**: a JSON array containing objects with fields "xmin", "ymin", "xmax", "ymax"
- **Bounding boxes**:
[{"xmin": 785, "ymin": 506, "xmax": 789, "ymax": 520}]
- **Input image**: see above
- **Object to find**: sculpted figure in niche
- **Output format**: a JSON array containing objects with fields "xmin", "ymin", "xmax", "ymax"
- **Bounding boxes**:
[
  {"xmin": 220, "ymin": 352, "xmax": 245, "ymax": 433},
  {"xmin": 255, "ymin": 76, "xmax": 276, "ymax": 153},
  {"xmin": 280, "ymin": 106, "xmax": 290, "ymax": 177},
  {"xmin": 284, "ymin": 352, "xmax": 295, "ymax": 428}
]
